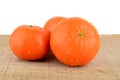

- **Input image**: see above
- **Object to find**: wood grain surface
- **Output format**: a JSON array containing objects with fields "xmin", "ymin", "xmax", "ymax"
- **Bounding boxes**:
[{"xmin": 0, "ymin": 35, "xmax": 120, "ymax": 80}]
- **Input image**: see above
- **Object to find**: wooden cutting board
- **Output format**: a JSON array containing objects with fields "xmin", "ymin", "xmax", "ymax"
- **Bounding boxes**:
[{"xmin": 0, "ymin": 35, "xmax": 120, "ymax": 80}]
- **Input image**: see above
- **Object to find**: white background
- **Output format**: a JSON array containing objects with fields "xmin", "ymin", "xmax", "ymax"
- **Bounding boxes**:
[{"xmin": 0, "ymin": 0, "xmax": 120, "ymax": 34}]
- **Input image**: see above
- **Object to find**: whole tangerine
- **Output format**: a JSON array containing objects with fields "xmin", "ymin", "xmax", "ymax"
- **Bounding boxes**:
[
  {"xmin": 50, "ymin": 17, "xmax": 100, "ymax": 66},
  {"xmin": 44, "ymin": 16, "xmax": 66, "ymax": 32},
  {"xmin": 9, "ymin": 25, "xmax": 50, "ymax": 60}
]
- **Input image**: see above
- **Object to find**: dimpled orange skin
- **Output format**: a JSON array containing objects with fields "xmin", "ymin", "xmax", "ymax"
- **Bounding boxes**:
[
  {"xmin": 50, "ymin": 17, "xmax": 100, "ymax": 66},
  {"xmin": 9, "ymin": 25, "xmax": 50, "ymax": 60},
  {"xmin": 44, "ymin": 16, "xmax": 66, "ymax": 32}
]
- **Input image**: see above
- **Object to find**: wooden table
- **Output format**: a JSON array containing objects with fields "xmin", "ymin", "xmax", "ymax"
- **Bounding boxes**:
[{"xmin": 0, "ymin": 35, "xmax": 120, "ymax": 80}]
